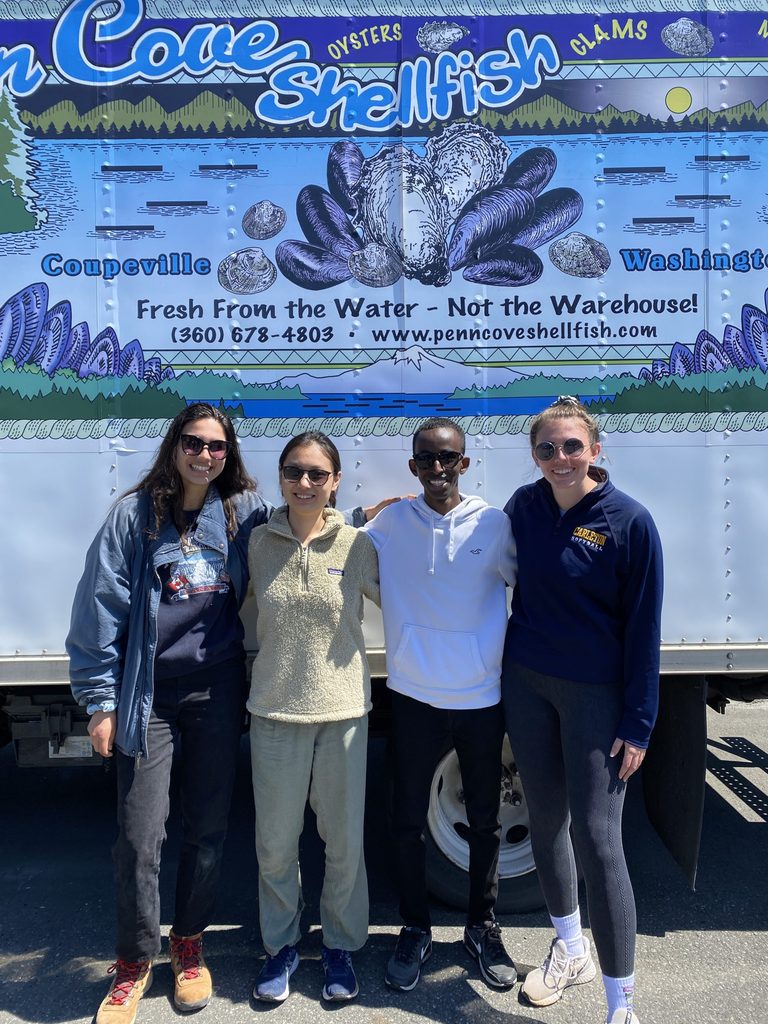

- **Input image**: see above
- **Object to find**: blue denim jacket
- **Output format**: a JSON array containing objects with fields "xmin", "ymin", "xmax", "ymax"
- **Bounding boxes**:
[{"xmin": 67, "ymin": 486, "xmax": 272, "ymax": 759}]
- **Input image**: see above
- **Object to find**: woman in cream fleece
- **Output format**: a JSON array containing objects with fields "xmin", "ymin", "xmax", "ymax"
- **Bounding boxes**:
[{"xmin": 247, "ymin": 431, "xmax": 379, "ymax": 1005}]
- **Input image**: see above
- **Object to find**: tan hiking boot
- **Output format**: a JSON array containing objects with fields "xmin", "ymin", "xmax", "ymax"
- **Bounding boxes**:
[
  {"xmin": 169, "ymin": 931, "xmax": 212, "ymax": 1012},
  {"xmin": 95, "ymin": 960, "xmax": 152, "ymax": 1024},
  {"xmin": 522, "ymin": 935, "xmax": 596, "ymax": 1006}
]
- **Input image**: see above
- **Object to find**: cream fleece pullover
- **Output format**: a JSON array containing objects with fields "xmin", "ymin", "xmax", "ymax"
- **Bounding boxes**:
[{"xmin": 246, "ymin": 507, "xmax": 380, "ymax": 723}]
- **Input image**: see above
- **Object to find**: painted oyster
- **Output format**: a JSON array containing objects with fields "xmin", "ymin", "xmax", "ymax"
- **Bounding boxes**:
[
  {"xmin": 242, "ymin": 200, "xmax": 286, "ymax": 240},
  {"xmin": 352, "ymin": 146, "xmax": 451, "ymax": 286},
  {"xmin": 416, "ymin": 21, "xmax": 469, "ymax": 54},
  {"xmin": 217, "ymin": 247, "xmax": 277, "ymax": 294},
  {"xmin": 425, "ymin": 123, "xmax": 510, "ymax": 221}
]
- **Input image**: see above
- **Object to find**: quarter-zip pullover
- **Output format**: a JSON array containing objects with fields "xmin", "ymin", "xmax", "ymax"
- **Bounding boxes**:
[
  {"xmin": 503, "ymin": 469, "xmax": 663, "ymax": 747},
  {"xmin": 246, "ymin": 507, "xmax": 380, "ymax": 723}
]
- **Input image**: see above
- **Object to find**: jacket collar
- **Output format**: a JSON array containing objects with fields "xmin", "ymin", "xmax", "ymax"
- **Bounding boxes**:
[
  {"xmin": 151, "ymin": 484, "xmax": 228, "ymax": 563},
  {"xmin": 267, "ymin": 505, "xmax": 344, "ymax": 541}
]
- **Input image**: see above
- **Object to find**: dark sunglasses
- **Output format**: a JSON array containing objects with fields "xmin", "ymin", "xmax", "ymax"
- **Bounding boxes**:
[
  {"xmin": 534, "ymin": 438, "xmax": 586, "ymax": 461},
  {"xmin": 180, "ymin": 433, "xmax": 232, "ymax": 459},
  {"xmin": 412, "ymin": 450, "xmax": 464, "ymax": 469},
  {"xmin": 281, "ymin": 465, "xmax": 332, "ymax": 484}
]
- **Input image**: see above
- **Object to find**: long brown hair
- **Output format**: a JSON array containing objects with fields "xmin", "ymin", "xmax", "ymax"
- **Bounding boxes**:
[{"xmin": 124, "ymin": 404, "xmax": 256, "ymax": 538}]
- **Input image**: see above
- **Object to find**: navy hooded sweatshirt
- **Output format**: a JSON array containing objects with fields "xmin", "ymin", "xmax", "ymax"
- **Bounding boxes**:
[{"xmin": 503, "ymin": 468, "xmax": 663, "ymax": 748}]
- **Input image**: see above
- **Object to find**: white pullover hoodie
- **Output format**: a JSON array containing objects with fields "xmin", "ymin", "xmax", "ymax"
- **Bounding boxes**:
[{"xmin": 364, "ymin": 494, "xmax": 516, "ymax": 709}]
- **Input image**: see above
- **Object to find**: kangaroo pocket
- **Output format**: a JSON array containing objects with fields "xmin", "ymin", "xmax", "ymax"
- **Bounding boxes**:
[{"xmin": 391, "ymin": 623, "xmax": 488, "ymax": 691}]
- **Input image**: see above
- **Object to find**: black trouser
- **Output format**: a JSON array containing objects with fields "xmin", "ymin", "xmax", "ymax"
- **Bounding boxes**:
[
  {"xmin": 502, "ymin": 660, "xmax": 635, "ymax": 978},
  {"xmin": 113, "ymin": 656, "xmax": 246, "ymax": 962},
  {"xmin": 390, "ymin": 691, "xmax": 505, "ymax": 931}
]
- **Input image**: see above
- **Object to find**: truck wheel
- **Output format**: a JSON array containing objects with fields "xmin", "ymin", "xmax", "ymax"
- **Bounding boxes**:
[{"xmin": 424, "ymin": 736, "xmax": 545, "ymax": 914}]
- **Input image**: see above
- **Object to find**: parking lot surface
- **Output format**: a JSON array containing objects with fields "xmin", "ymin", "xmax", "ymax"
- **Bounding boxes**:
[{"xmin": 1, "ymin": 703, "xmax": 766, "ymax": 1024}]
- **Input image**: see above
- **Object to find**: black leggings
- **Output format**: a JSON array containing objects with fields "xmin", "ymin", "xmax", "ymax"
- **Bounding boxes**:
[{"xmin": 502, "ymin": 661, "xmax": 635, "ymax": 978}]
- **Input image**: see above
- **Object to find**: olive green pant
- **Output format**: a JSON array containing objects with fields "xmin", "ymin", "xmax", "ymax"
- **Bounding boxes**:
[{"xmin": 250, "ymin": 714, "xmax": 369, "ymax": 955}]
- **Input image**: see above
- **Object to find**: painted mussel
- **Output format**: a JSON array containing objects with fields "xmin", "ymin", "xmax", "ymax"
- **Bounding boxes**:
[
  {"xmin": 296, "ymin": 184, "xmax": 363, "ymax": 259},
  {"xmin": 462, "ymin": 246, "xmax": 543, "ymax": 287},
  {"xmin": 275, "ymin": 240, "xmax": 352, "ymax": 290},
  {"xmin": 448, "ymin": 186, "xmax": 535, "ymax": 270},
  {"xmin": 327, "ymin": 140, "xmax": 365, "ymax": 216},
  {"xmin": 514, "ymin": 188, "xmax": 584, "ymax": 251},
  {"xmin": 502, "ymin": 147, "xmax": 557, "ymax": 197}
]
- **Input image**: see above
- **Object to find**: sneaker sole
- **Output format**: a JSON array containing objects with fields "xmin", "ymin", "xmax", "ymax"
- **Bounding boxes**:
[
  {"xmin": 322, "ymin": 983, "xmax": 359, "ymax": 1002},
  {"xmin": 385, "ymin": 944, "xmax": 432, "ymax": 992},
  {"xmin": 254, "ymin": 957, "xmax": 298, "ymax": 1003},
  {"xmin": 463, "ymin": 937, "xmax": 517, "ymax": 990},
  {"xmin": 522, "ymin": 961, "xmax": 598, "ymax": 1007}
]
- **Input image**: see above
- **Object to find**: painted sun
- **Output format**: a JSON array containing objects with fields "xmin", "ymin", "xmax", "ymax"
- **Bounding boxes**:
[{"xmin": 665, "ymin": 87, "xmax": 693, "ymax": 114}]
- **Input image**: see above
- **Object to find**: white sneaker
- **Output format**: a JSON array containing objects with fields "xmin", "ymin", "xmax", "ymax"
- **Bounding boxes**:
[
  {"xmin": 522, "ymin": 935, "xmax": 597, "ymax": 1007},
  {"xmin": 608, "ymin": 1010, "xmax": 640, "ymax": 1024}
]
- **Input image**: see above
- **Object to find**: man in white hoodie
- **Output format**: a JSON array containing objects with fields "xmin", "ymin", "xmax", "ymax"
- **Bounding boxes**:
[{"xmin": 364, "ymin": 418, "xmax": 517, "ymax": 993}]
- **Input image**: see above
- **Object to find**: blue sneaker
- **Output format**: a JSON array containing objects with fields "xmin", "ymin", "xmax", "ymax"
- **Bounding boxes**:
[
  {"xmin": 254, "ymin": 945, "xmax": 299, "ymax": 1003},
  {"xmin": 321, "ymin": 947, "xmax": 359, "ymax": 1002}
]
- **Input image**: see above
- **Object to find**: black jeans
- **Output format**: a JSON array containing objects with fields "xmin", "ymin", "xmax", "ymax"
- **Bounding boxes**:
[
  {"xmin": 390, "ymin": 691, "xmax": 505, "ymax": 931},
  {"xmin": 113, "ymin": 656, "xmax": 246, "ymax": 961}
]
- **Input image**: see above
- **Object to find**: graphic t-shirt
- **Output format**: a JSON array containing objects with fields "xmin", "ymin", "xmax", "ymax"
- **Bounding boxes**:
[{"xmin": 154, "ymin": 513, "xmax": 243, "ymax": 678}]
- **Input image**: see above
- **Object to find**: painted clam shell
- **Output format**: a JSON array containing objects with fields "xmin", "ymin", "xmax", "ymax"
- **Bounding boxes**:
[
  {"xmin": 348, "ymin": 243, "xmax": 403, "ymax": 288},
  {"xmin": 217, "ymin": 247, "xmax": 277, "ymax": 294},
  {"xmin": 548, "ymin": 231, "xmax": 610, "ymax": 278},
  {"xmin": 242, "ymin": 200, "xmax": 287, "ymax": 240}
]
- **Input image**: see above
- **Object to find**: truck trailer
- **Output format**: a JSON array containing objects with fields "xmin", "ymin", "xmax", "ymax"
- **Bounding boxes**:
[{"xmin": 1, "ymin": 0, "xmax": 767, "ymax": 912}]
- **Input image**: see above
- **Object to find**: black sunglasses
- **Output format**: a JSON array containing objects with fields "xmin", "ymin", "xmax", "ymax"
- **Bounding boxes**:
[
  {"xmin": 281, "ymin": 465, "xmax": 332, "ymax": 485},
  {"xmin": 412, "ymin": 450, "xmax": 464, "ymax": 469},
  {"xmin": 180, "ymin": 433, "xmax": 232, "ymax": 459},
  {"xmin": 534, "ymin": 438, "xmax": 586, "ymax": 461}
]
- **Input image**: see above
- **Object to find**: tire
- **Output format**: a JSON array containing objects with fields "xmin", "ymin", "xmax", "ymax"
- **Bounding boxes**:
[{"xmin": 424, "ymin": 736, "xmax": 545, "ymax": 914}]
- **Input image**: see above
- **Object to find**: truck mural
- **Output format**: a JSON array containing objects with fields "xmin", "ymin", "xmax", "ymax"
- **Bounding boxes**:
[{"xmin": 1, "ymin": 0, "xmax": 767, "ymax": 910}]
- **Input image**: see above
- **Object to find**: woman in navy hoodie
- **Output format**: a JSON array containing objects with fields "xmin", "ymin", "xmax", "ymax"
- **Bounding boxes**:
[{"xmin": 501, "ymin": 396, "xmax": 663, "ymax": 1024}]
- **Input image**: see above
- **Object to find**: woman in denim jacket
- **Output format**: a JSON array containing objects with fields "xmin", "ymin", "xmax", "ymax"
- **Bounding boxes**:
[{"xmin": 67, "ymin": 403, "xmax": 271, "ymax": 1024}]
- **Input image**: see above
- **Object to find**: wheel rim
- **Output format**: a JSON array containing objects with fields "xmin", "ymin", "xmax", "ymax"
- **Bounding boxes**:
[{"xmin": 426, "ymin": 736, "xmax": 536, "ymax": 879}]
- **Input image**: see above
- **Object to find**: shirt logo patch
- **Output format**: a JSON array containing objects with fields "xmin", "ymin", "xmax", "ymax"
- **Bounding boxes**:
[
  {"xmin": 571, "ymin": 526, "xmax": 607, "ymax": 552},
  {"xmin": 327, "ymin": 568, "xmax": 344, "ymax": 576},
  {"xmin": 470, "ymin": 548, "xmax": 482, "ymax": 555}
]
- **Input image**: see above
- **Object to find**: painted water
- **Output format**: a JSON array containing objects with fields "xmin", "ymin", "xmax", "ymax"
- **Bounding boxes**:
[{"xmin": 3, "ymin": 132, "xmax": 767, "ymax": 418}]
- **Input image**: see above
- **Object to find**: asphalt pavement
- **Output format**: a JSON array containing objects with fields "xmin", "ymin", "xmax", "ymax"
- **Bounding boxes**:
[{"xmin": 0, "ymin": 702, "xmax": 766, "ymax": 1024}]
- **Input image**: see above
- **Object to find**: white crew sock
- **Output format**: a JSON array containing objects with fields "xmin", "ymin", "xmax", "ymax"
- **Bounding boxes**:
[
  {"xmin": 603, "ymin": 972, "xmax": 635, "ymax": 1020},
  {"xmin": 549, "ymin": 910, "xmax": 585, "ymax": 958}
]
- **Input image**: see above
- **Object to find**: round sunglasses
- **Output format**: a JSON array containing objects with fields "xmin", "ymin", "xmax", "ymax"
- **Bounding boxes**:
[{"xmin": 534, "ymin": 438, "xmax": 586, "ymax": 461}]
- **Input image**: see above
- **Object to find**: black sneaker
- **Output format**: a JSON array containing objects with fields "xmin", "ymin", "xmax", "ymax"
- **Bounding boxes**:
[
  {"xmin": 464, "ymin": 921, "xmax": 517, "ymax": 989},
  {"xmin": 385, "ymin": 927, "xmax": 432, "ymax": 991}
]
